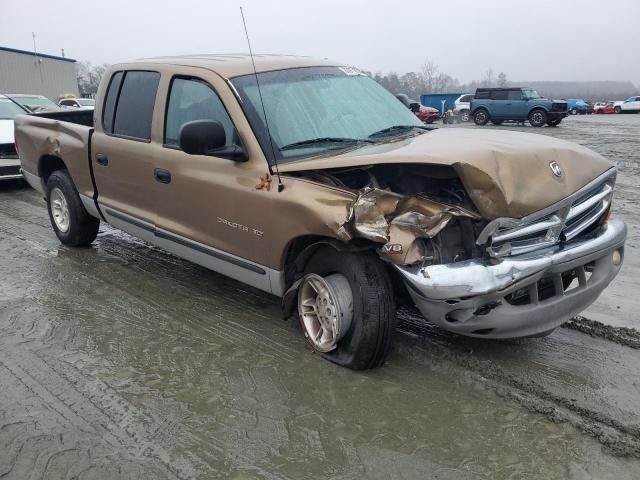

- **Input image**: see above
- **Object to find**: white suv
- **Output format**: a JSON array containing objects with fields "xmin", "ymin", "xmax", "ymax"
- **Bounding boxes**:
[
  {"xmin": 453, "ymin": 93, "xmax": 473, "ymax": 122},
  {"xmin": 614, "ymin": 96, "xmax": 640, "ymax": 113}
]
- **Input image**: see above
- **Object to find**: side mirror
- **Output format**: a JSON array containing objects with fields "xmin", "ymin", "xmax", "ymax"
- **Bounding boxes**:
[
  {"xmin": 179, "ymin": 120, "xmax": 226, "ymax": 154},
  {"xmin": 178, "ymin": 120, "xmax": 248, "ymax": 161}
]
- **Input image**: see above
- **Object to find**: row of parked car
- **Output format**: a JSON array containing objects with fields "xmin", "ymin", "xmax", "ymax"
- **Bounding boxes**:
[{"xmin": 399, "ymin": 90, "xmax": 640, "ymax": 128}]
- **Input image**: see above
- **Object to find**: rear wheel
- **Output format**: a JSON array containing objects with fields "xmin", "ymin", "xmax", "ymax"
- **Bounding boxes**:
[
  {"xmin": 529, "ymin": 109, "xmax": 547, "ymax": 127},
  {"xmin": 46, "ymin": 170, "xmax": 99, "ymax": 246},
  {"xmin": 473, "ymin": 109, "xmax": 489, "ymax": 125},
  {"xmin": 570, "ymin": 108, "xmax": 578, "ymax": 115},
  {"xmin": 297, "ymin": 247, "xmax": 395, "ymax": 370},
  {"xmin": 614, "ymin": 106, "xmax": 622, "ymax": 114},
  {"xmin": 460, "ymin": 110, "xmax": 471, "ymax": 122}
]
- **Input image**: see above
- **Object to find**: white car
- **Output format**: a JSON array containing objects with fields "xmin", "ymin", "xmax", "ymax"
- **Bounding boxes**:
[
  {"xmin": 614, "ymin": 96, "xmax": 640, "ymax": 113},
  {"xmin": 59, "ymin": 97, "xmax": 95, "ymax": 110},
  {"xmin": 0, "ymin": 94, "xmax": 29, "ymax": 181},
  {"xmin": 453, "ymin": 93, "xmax": 473, "ymax": 122}
]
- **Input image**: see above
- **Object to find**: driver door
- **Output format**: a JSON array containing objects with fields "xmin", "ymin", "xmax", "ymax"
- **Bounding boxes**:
[{"xmin": 151, "ymin": 70, "xmax": 276, "ymax": 291}]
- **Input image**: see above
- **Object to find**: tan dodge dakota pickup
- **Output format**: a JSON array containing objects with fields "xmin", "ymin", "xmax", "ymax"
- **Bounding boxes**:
[{"xmin": 14, "ymin": 55, "xmax": 626, "ymax": 370}]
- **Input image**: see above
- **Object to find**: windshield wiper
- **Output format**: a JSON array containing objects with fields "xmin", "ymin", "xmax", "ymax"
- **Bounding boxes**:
[
  {"xmin": 280, "ymin": 137, "xmax": 374, "ymax": 151},
  {"xmin": 368, "ymin": 125, "xmax": 430, "ymax": 139}
]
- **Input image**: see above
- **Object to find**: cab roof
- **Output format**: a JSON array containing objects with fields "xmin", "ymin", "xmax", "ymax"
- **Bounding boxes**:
[{"xmin": 128, "ymin": 54, "xmax": 341, "ymax": 78}]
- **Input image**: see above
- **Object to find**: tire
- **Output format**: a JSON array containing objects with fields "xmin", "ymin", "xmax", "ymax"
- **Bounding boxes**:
[
  {"xmin": 614, "ymin": 106, "xmax": 621, "ymax": 114},
  {"xmin": 298, "ymin": 247, "xmax": 395, "ymax": 370},
  {"xmin": 473, "ymin": 109, "xmax": 489, "ymax": 126},
  {"xmin": 529, "ymin": 109, "xmax": 547, "ymax": 127},
  {"xmin": 570, "ymin": 108, "xmax": 578, "ymax": 115},
  {"xmin": 490, "ymin": 120, "xmax": 503, "ymax": 126},
  {"xmin": 460, "ymin": 110, "xmax": 471, "ymax": 122},
  {"xmin": 46, "ymin": 170, "xmax": 100, "ymax": 246},
  {"xmin": 547, "ymin": 119, "xmax": 562, "ymax": 127}
]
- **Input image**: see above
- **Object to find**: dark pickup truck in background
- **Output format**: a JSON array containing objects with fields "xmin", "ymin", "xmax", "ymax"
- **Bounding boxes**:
[{"xmin": 471, "ymin": 87, "xmax": 568, "ymax": 127}]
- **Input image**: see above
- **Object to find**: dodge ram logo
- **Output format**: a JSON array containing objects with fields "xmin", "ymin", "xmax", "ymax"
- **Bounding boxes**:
[{"xmin": 549, "ymin": 161, "xmax": 563, "ymax": 177}]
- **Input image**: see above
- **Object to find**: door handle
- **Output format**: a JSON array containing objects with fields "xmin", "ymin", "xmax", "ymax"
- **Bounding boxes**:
[
  {"xmin": 96, "ymin": 154, "xmax": 109, "ymax": 166},
  {"xmin": 154, "ymin": 168, "xmax": 171, "ymax": 184}
]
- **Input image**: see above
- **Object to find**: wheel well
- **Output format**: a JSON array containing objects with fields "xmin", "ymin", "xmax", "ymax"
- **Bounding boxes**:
[
  {"xmin": 282, "ymin": 236, "xmax": 343, "ymax": 284},
  {"xmin": 280, "ymin": 235, "xmax": 401, "ymax": 320},
  {"xmin": 39, "ymin": 155, "xmax": 67, "ymax": 184},
  {"xmin": 529, "ymin": 107, "xmax": 547, "ymax": 115}
]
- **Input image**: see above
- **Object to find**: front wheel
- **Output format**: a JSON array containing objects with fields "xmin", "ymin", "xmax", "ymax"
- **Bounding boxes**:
[
  {"xmin": 46, "ymin": 170, "xmax": 100, "ymax": 246},
  {"xmin": 570, "ymin": 108, "xmax": 578, "ymax": 115},
  {"xmin": 529, "ymin": 109, "xmax": 547, "ymax": 127},
  {"xmin": 473, "ymin": 109, "xmax": 489, "ymax": 125},
  {"xmin": 460, "ymin": 110, "xmax": 471, "ymax": 122},
  {"xmin": 297, "ymin": 247, "xmax": 395, "ymax": 370}
]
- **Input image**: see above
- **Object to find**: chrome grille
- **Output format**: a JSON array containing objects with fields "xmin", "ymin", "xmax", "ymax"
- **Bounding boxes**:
[{"xmin": 478, "ymin": 169, "xmax": 615, "ymax": 258}]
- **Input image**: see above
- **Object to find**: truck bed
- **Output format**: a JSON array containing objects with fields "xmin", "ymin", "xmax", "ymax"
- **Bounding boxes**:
[{"xmin": 14, "ymin": 110, "xmax": 96, "ymax": 198}]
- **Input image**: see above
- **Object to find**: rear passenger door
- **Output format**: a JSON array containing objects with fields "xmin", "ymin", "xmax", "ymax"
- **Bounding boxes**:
[
  {"xmin": 91, "ymin": 70, "xmax": 161, "ymax": 242},
  {"xmin": 490, "ymin": 90, "xmax": 509, "ymax": 118}
]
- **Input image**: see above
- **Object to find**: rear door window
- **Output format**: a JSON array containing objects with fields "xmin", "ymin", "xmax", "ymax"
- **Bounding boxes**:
[
  {"xmin": 102, "ymin": 71, "xmax": 124, "ymax": 134},
  {"xmin": 490, "ymin": 90, "xmax": 509, "ymax": 100},
  {"xmin": 112, "ymin": 71, "xmax": 160, "ymax": 141}
]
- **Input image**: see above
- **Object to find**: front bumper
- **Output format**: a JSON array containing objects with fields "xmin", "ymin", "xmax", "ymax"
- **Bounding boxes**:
[
  {"xmin": 396, "ymin": 218, "xmax": 626, "ymax": 338},
  {"xmin": 0, "ymin": 157, "xmax": 22, "ymax": 181},
  {"xmin": 548, "ymin": 111, "xmax": 568, "ymax": 120}
]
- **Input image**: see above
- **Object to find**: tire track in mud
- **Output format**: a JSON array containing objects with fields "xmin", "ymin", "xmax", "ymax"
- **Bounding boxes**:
[
  {"xmin": 3, "ymin": 186, "xmax": 640, "ymax": 473},
  {"xmin": 0, "ymin": 197, "xmax": 299, "ymax": 479},
  {"xmin": 563, "ymin": 316, "xmax": 640, "ymax": 349},
  {"xmin": 0, "ymin": 346, "xmax": 190, "ymax": 479},
  {"xmin": 397, "ymin": 309, "xmax": 640, "ymax": 459}
]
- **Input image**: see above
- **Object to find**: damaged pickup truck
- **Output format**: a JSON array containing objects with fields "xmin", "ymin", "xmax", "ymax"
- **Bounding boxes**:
[{"xmin": 14, "ymin": 55, "xmax": 626, "ymax": 370}]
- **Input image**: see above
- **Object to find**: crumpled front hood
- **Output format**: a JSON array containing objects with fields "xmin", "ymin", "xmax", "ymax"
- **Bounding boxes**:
[{"xmin": 278, "ymin": 128, "xmax": 613, "ymax": 219}]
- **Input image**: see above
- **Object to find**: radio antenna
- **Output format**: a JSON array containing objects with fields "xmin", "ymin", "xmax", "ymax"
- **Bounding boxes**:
[{"xmin": 240, "ymin": 7, "xmax": 283, "ymax": 192}]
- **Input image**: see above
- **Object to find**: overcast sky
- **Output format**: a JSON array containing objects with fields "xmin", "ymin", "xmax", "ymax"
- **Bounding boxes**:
[{"xmin": 2, "ymin": 0, "xmax": 638, "ymax": 84}]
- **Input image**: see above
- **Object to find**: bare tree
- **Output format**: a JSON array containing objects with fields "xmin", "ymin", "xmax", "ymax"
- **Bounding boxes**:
[
  {"xmin": 421, "ymin": 59, "xmax": 439, "ymax": 93},
  {"xmin": 77, "ymin": 61, "xmax": 110, "ymax": 96},
  {"xmin": 497, "ymin": 72, "xmax": 508, "ymax": 87},
  {"xmin": 481, "ymin": 67, "xmax": 495, "ymax": 87}
]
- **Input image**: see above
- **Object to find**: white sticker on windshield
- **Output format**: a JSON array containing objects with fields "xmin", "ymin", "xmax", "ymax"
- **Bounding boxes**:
[{"xmin": 339, "ymin": 66, "xmax": 365, "ymax": 76}]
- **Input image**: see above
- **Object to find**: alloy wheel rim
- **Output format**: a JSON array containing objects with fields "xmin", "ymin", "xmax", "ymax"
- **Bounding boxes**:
[
  {"xmin": 51, "ymin": 187, "xmax": 70, "ymax": 233},
  {"xmin": 298, "ymin": 273, "xmax": 353, "ymax": 353}
]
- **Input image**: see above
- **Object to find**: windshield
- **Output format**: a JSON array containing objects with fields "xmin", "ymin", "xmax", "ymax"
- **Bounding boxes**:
[
  {"xmin": 77, "ymin": 98, "xmax": 95, "ymax": 106},
  {"xmin": 522, "ymin": 88, "xmax": 542, "ymax": 99},
  {"xmin": 12, "ymin": 96, "xmax": 58, "ymax": 110},
  {"xmin": 231, "ymin": 66, "xmax": 423, "ymax": 162},
  {"xmin": 0, "ymin": 98, "xmax": 26, "ymax": 120}
]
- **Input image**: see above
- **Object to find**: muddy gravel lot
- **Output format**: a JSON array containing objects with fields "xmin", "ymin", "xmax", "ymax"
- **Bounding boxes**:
[{"xmin": 1, "ymin": 114, "xmax": 639, "ymax": 479}]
